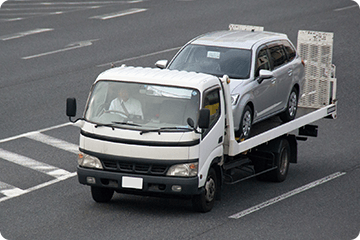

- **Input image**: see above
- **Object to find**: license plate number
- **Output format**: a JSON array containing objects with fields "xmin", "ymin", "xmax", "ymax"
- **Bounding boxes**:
[{"xmin": 122, "ymin": 176, "xmax": 143, "ymax": 189}]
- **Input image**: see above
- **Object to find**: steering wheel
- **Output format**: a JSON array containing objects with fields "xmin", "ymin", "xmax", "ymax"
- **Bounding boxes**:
[{"xmin": 104, "ymin": 109, "xmax": 128, "ymax": 118}]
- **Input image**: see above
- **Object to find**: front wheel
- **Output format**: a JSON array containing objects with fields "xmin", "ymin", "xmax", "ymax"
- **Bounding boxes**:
[
  {"xmin": 236, "ymin": 105, "xmax": 252, "ymax": 140},
  {"xmin": 192, "ymin": 168, "xmax": 217, "ymax": 213},
  {"xmin": 91, "ymin": 186, "xmax": 114, "ymax": 203}
]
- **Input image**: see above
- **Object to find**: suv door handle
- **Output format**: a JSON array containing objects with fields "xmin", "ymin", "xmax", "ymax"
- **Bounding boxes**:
[{"xmin": 288, "ymin": 69, "xmax": 293, "ymax": 76}]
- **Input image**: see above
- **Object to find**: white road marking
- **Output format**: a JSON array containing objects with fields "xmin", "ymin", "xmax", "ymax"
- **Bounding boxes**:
[
  {"xmin": 22, "ymin": 39, "xmax": 99, "ymax": 60},
  {"xmin": 90, "ymin": 8, "xmax": 147, "ymax": 20},
  {"xmin": 229, "ymin": 171, "xmax": 346, "ymax": 219},
  {"xmin": 0, "ymin": 122, "xmax": 72, "ymax": 144},
  {"xmin": 25, "ymin": 132, "xmax": 78, "ymax": 154},
  {"xmin": 97, "ymin": 46, "xmax": 181, "ymax": 68},
  {"xmin": 0, "ymin": 181, "xmax": 27, "ymax": 197},
  {"xmin": 0, "ymin": 172, "xmax": 77, "ymax": 203},
  {"xmin": 0, "ymin": 28, "xmax": 53, "ymax": 41},
  {"xmin": 0, "ymin": 149, "xmax": 72, "ymax": 178},
  {"xmin": 0, "ymin": 123, "xmax": 78, "ymax": 203},
  {"xmin": 334, "ymin": 4, "xmax": 358, "ymax": 11}
]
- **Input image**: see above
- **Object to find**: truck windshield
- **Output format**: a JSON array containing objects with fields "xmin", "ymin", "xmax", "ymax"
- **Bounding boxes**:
[
  {"xmin": 84, "ymin": 81, "xmax": 200, "ymax": 130},
  {"xmin": 168, "ymin": 44, "xmax": 251, "ymax": 79}
]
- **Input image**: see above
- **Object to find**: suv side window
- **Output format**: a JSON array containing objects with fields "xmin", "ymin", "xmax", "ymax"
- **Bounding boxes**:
[
  {"xmin": 268, "ymin": 44, "xmax": 287, "ymax": 69},
  {"xmin": 202, "ymin": 88, "xmax": 221, "ymax": 136},
  {"xmin": 255, "ymin": 46, "xmax": 271, "ymax": 77},
  {"xmin": 283, "ymin": 40, "xmax": 296, "ymax": 62}
]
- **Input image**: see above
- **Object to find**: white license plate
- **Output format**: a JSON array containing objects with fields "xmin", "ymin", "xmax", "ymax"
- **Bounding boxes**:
[{"xmin": 122, "ymin": 176, "xmax": 143, "ymax": 190}]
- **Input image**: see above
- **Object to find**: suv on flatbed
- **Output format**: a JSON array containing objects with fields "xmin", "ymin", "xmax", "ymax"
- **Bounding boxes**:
[{"xmin": 156, "ymin": 24, "xmax": 305, "ymax": 139}]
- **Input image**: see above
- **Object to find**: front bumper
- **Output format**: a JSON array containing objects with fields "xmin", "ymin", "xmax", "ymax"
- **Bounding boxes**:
[{"xmin": 77, "ymin": 166, "xmax": 200, "ymax": 196}]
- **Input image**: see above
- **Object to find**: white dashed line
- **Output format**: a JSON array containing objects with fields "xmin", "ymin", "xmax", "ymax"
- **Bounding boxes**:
[
  {"xmin": 229, "ymin": 171, "xmax": 346, "ymax": 219},
  {"xmin": 90, "ymin": 8, "xmax": 147, "ymax": 20},
  {"xmin": 0, "ymin": 28, "xmax": 53, "ymax": 41}
]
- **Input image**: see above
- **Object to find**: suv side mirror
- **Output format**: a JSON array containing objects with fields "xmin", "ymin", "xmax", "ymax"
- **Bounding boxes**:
[
  {"xmin": 198, "ymin": 108, "xmax": 210, "ymax": 129},
  {"xmin": 258, "ymin": 70, "xmax": 274, "ymax": 84},
  {"xmin": 155, "ymin": 60, "xmax": 168, "ymax": 69},
  {"xmin": 66, "ymin": 98, "xmax": 77, "ymax": 118}
]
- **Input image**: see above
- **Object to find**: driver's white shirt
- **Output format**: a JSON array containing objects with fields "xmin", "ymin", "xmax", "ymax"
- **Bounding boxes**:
[{"xmin": 109, "ymin": 97, "xmax": 143, "ymax": 119}]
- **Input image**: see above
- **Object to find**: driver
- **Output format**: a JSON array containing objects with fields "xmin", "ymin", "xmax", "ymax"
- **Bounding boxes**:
[{"xmin": 109, "ymin": 86, "xmax": 143, "ymax": 119}]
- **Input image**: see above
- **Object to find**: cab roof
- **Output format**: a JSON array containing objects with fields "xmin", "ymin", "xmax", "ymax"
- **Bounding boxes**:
[
  {"xmin": 190, "ymin": 30, "xmax": 288, "ymax": 50},
  {"xmin": 96, "ymin": 66, "xmax": 220, "ymax": 91}
]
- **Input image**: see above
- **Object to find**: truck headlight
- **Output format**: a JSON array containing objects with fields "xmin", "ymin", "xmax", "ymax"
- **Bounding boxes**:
[
  {"xmin": 78, "ymin": 153, "xmax": 103, "ymax": 169},
  {"xmin": 231, "ymin": 94, "xmax": 240, "ymax": 105},
  {"xmin": 166, "ymin": 162, "xmax": 198, "ymax": 177}
]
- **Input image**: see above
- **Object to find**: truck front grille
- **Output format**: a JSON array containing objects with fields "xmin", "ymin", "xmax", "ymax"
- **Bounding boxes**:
[{"xmin": 101, "ymin": 160, "xmax": 168, "ymax": 175}]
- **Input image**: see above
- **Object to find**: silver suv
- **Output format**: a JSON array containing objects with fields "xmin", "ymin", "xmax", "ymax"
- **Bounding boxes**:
[{"xmin": 156, "ymin": 27, "xmax": 305, "ymax": 139}]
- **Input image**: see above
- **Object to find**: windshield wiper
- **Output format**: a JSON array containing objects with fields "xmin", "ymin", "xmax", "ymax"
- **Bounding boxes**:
[
  {"xmin": 112, "ymin": 121, "xmax": 141, "ymax": 127},
  {"xmin": 94, "ymin": 123, "xmax": 115, "ymax": 130},
  {"xmin": 140, "ymin": 127, "xmax": 192, "ymax": 135},
  {"xmin": 95, "ymin": 121, "xmax": 141, "ymax": 130}
]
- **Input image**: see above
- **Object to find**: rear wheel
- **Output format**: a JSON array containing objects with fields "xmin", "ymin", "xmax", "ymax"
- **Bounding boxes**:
[
  {"xmin": 280, "ymin": 88, "xmax": 298, "ymax": 122},
  {"xmin": 91, "ymin": 186, "xmax": 114, "ymax": 203},
  {"xmin": 192, "ymin": 168, "xmax": 217, "ymax": 213},
  {"xmin": 254, "ymin": 138, "xmax": 290, "ymax": 182}
]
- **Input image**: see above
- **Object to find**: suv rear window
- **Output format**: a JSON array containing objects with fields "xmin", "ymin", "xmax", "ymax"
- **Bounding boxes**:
[
  {"xmin": 283, "ymin": 41, "xmax": 296, "ymax": 61},
  {"xmin": 268, "ymin": 44, "xmax": 287, "ymax": 69}
]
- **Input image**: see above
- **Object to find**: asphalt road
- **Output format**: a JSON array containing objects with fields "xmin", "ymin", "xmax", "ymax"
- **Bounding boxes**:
[{"xmin": 0, "ymin": 0, "xmax": 359, "ymax": 239}]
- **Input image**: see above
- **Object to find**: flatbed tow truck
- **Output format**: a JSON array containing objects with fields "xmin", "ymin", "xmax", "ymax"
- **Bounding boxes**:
[{"xmin": 66, "ymin": 30, "xmax": 336, "ymax": 212}]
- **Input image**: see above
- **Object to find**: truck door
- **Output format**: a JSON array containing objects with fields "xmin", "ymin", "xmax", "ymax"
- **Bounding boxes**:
[{"xmin": 199, "ymin": 87, "xmax": 225, "ymax": 175}]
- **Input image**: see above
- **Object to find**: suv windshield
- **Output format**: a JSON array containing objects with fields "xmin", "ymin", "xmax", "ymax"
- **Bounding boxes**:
[
  {"xmin": 84, "ymin": 81, "xmax": 200, "ymax": 131},
  {"xmin": 168, "ymin": 44, "xmax": 251, "ymax": 79}
]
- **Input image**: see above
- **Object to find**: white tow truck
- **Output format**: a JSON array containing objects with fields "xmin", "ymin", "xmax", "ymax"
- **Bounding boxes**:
[{"xmin": 66, "ymin": 30, "xmax": 336, "ymax": 212}]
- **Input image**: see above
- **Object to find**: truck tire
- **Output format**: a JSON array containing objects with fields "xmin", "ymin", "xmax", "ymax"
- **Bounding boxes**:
[
  {"xmin": 267, "ymin": 138, "xmax": 290, "ymax": 182},
  {"xmin": 91, "ymin": 186, "xmax": 114, "ymax": 203},
  {"xmin": 254, "ymin": 138, "xmax": 290, "ymax": 182},
  {"xmin": 192, "ymin": 168, "xmax": 217, "ymax": 213},
  {"xmin": 279, "ymin": 88, "xmax": 298, "ymax": 123}
]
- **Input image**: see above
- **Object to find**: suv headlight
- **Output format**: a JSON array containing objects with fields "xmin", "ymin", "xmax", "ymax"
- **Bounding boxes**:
[
  {"xmin": 78, "ymin": 153, "xmax": 103, "ymax": 169},
  {"xmin": 166, "ymin": 162, "xmax": 198, "ymax": 177},
  {"xmin": 231, "ymin": 94, "xmax": 240, "ymax": 105}
]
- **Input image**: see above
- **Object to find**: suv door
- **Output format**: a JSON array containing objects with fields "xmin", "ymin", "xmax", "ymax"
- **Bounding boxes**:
[
  {"xmin": 267, "ymin": 42, "xmax": 292, "ymax": 112},
  {"xmin": 252, "ymin": 45, "xmax": 277, "ymax": 120}
]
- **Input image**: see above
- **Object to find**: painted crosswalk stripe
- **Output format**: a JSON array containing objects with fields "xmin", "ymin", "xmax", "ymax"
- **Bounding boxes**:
[
  {"xmin": 0, "ymin": 149, "xmax": 71, "ymax": 179},
  {"xmin": 0, "ymin": 181, "xmax": 27, "ymax": 197},
  {"xmin": 25, "ymin": 132, "xmax": 78, "ymax": 154}
]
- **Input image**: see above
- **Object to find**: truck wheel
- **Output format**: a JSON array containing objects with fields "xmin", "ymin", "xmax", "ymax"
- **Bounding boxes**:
[
  {"xmin": 91, "ymin": 186, "xmax": 114, "ymax": 203},
  {"xmin": 192, "ymin": 168, "xmax": 217, "ymax": 213},
  {"xmin": 253, "ymin": 138, "xmax": 290, "ymax": 182},
  {"xmin": 237, "ymin": 105, "xmax": 252, "ymax": 140},
  {"xmin": 268, "ymin": 139, "xmax": 290, "ymax": 182},
  {"xmin": 280, "ymin": 88, "xmax": 298, "ymax": 122}
]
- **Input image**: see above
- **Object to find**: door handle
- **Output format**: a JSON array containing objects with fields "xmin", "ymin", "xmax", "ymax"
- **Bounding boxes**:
[{"xmin": 288, "ymin": 69, "xmax": 293, "ymax": 76}]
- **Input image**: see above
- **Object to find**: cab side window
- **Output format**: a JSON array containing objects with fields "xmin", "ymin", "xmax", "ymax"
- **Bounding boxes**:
[
  {"xmin": 268, "ymin": 44, "xmax": 287, "ymax": 69},
  {"xmin": 255, "ymin": 47, "xmax": 271, "ymax": 77},
  {"xmin": 202, "ymin": 89, "xmax": 221, "ymax": 135}
]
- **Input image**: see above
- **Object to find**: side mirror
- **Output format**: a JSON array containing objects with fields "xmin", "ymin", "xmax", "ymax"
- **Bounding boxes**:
[
  {"xmin": 155, "ymin": 60, "xmax": 168, "ymax": 69},
  {"xmin": 198, "ymin": 108, "xmax": 210, "ymax": 129},
  {"xmin": 66, "ymin": 98, "xmax": 77, "ymax": 119},
  {"xmin": 258, "ymin": 70, "xmax": 274, "ymax": 84}
]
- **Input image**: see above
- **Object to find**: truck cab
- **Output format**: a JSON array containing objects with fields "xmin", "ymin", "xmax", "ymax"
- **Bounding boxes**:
[{"xmin": 68, "ymin": 66, "xmax": 227, "ymax": 212}]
